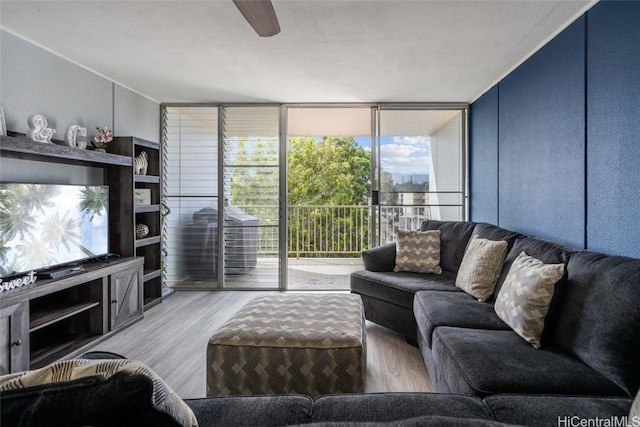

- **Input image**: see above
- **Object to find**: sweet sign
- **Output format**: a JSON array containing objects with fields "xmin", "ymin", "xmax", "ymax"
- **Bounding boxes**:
[{"xmin": 0, "ymin": 271, "xmax": 38, "ymax": 293}]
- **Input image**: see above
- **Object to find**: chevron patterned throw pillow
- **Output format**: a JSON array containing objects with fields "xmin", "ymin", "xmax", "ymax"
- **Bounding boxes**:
[
  {"xmin": 494, "ymin": 251, "xmax": 564, "ymax": 348},
  {"xmin": 455, "ymin": 235, "xmax": 508, "ymax": 301},
  {"xmin": 394, "ymin": 230, "xmax": 442, "ymax": 274}
]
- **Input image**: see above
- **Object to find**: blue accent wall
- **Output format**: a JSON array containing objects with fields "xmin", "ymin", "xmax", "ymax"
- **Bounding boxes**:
[
  {"xmin": 469, "ymin": 2, "xmax": 640, "ymax": 258},
  {"xmin": 586, "ymin": 1, "xmax": 640, "ymax": 257},
  {"xmin": 499, "ymin": 17, "xmax": 585, "ymax": 248},
  {"xmin": 469, "ymin": 86, "xmax": 499, "ymax": 224}
]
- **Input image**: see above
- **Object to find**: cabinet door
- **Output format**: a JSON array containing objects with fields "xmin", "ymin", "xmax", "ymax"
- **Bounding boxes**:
[
  {"xmin": 0, "ymin": 302, "xmax": 29, "ymax": 374},
  {"xmin": 109, "ymin": 266, "xmax": 143, "ymax": 330}
]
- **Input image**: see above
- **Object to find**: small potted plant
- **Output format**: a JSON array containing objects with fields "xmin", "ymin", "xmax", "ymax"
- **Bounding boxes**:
[{"xmin": 92, "ymin": 127, "xmax": 113, "ymax": 152}]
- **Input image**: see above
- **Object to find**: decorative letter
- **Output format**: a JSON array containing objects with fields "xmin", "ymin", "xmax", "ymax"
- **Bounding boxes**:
[
  {"xmin": 27, "ymin": 114, "xmax": 56, "ymax": 143},
  {"xmin": 65, "ymin": 125, "xmax": 87, "ymax": 148}
]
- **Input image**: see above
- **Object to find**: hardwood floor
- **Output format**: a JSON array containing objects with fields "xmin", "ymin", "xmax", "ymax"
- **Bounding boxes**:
[{"xmin": 90, "ymin": 290, "xmax": 433, "ymax": 398}]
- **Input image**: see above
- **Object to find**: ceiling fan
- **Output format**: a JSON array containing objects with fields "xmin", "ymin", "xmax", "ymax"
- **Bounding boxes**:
[{"xmin": 232, "ymin": 0, "xmax": 281, "ymax": 37}]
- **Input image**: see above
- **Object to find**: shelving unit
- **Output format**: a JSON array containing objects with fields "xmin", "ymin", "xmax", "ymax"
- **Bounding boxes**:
[
  {"xmin": 108, "ymin": 136, "xmax": 163, "ymax": 309},
  {"xmin": 0, "ymin": 257, "xmax": 143, "ymax": 372},
  {"xmin": 0, "ymin": 134, "xmax": 146, "ymax": 373},
  {"xmin": 0, "ymin": 134, "xmax": 132, "ymax": 167}
]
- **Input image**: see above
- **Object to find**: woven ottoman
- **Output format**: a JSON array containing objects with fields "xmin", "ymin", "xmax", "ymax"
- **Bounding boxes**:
[{"xmin": 207, "ymin": 293, "xmax": 366, "ymax": 398}]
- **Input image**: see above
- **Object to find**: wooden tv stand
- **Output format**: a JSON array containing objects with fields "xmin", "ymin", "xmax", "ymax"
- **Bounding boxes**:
[{"xmin": 0, "ymin": 257, "xmax": 143, "ymax": 374}]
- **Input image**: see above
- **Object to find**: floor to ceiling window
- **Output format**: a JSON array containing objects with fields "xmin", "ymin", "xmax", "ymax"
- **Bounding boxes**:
[
  {"xmin": 222, "ymin": 106, "xmax": 281, "ymax": 289},
  {"xmin": 162, "ymin": 104, "xmax": 467, "ymax": 291},
  {"xmin": 286, "ymin": 107, "xmax": 372, "ymax": 290},
  {"xmin": 374, "ymin": 107, "xmax": 467, "ymax": 245},
  {"xmin": 163, "ymin": 106, "xmax": 219, "ymax": 289}
]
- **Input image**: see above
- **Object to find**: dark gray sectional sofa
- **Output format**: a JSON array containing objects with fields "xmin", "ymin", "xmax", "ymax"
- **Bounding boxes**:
[
  {"xmin": 3, "ymin": 379, "xmax": 634, "ymax": 426},
  {"xmin": 349, "ymin": 219, "xmax": 640, "ymax": 422},
  {"xmin": 3, "ymin": 220, "xmax": 638, "ymax": 426},
  {"xmin": 184, "ymin": 392, "xmax": 633, "ymax": 426}
]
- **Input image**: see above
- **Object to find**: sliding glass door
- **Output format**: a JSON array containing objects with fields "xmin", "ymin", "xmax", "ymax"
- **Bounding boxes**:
[
  {"xmin": 222, "ymin": 106, "xmax": 281, "ymax": 289},
  {"xmin": 162, "ymin": 104, "xmax": 467, "ymax": 290},
  {"xmin": 372, "ymin": 107, "xmax": 467, "ymax": 246},
  {"xmin": 162, "ymin": 105, "xmax": 282, "ymax": 290},
  {"xmin": 286, "ymin": 107, "xmax": 372, "ymax": 290}
]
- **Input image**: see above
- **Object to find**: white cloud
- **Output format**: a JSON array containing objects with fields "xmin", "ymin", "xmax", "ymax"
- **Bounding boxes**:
[
  {"xmin": 391, "ymin": 136, "xmax": 430, "ymax": 147},
  {"xmin": 378, "ymin": 136, "xmax": 431, "ymax": 174},
  {"xmin": 380, "ymin": 143, "xmax": 427, "ymax": 157}
]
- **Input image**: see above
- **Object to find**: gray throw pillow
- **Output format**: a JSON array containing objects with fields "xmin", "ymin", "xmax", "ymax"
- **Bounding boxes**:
[
  {"xmin": 394, "ymin": 230, "xmax": 442, "ymax": 274},
  {"xmin": 630, "ymin": 389, "xmax": 640, "ymax": 423},
  {"xmin": 455, "ymin": 235, "xmax": 508, "ymax": 301},
  {"xmin": 494, "ymin": 251, "xmax": 564, "ymax": 348}
]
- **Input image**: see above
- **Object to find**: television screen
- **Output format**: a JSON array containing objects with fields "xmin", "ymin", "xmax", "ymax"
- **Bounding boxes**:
[{"xmin": 0, "ymin": 183, "xmax": 109, "ymax": 278}]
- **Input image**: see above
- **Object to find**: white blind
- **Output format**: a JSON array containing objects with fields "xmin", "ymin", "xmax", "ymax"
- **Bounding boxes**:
[
  {"xmin": 222, "ymin": 106, "xmax": 280, "ymax": 287},
  {"xmin": 163, "ymin": 106, "xmax": 219, "ymax": 286}
]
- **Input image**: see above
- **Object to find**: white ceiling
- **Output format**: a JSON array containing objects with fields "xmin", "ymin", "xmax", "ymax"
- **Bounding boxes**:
[{"xmin": 0, "ymin": 0, "xmax": 595, "ymax": 104}]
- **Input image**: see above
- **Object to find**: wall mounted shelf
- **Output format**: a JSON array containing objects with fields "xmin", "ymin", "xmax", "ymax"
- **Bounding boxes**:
[{"xmin": 0, "ymin": 135, "xmax": 131, "ymax": 167}]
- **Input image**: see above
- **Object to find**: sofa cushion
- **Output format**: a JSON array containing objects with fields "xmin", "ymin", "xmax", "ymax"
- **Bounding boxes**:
[
  {"xmin": 351, "ymin": 270, "xmax": 460, "ymax": 310},
  {"xmin": 292, "ymin": 415, "xmax": 518, "ymax": 427},
  {"xmin": 414, "ymin": 291, "xmax": 509, "ymax": 348},
  {"xmin": 492, "ymin": 236, "xmax": 573, "ymax": 300},
  {"xmin": 455, "ymin": 236, "xmax": 508, "ymax": 301},
  {"xmin": 362, "ymin": 242, "xmax": 396, "ymax": 272},
  {"xmin": 631, "ymin": 389, "xmax": 640, "ymax": 419},
  {"xmin": 185, "ymin": 395, "xmax": 312, "ymax": 426},
  {"xmin": 551, "ymin": 251, "xmax": 640, "ymax": 396},
  {"xmin": 485, "ymin": 395, "xmax": 632, "ymax": 427},
  {"xmin": 419, "ymin": 220, "xmax": 476, "ymax": 273},
  {"xmin": 394, "ymin": 230, "xmax": 442, "ymax": 274},
  {"xmin": 494, "ymin": 251, "xmax": 564, "ymax": 348},
  {"xmin": 471, "ymin": 223, "xmax": 522, "ymax": 251},
  {"xmin": 311, "ymin": 393, "xmax": 492, "ymax": 423},
  {"xmin": 0, "ymin": 368, "xmax": 190, "ymax": 427},
  {"xmin": 431, "ymin": 327, "xmax": 625, "ymax": 397}
]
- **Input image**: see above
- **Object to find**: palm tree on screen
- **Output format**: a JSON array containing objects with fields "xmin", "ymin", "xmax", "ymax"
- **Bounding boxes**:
[{"xmin": 79, "ymin": 186, "xmax": 108, "ymax": 221}]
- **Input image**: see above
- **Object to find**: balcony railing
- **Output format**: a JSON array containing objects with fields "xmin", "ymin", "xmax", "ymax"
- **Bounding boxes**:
[{"xmin": 240, "ymin": 205, "xmax": 436, "ymax": 258}]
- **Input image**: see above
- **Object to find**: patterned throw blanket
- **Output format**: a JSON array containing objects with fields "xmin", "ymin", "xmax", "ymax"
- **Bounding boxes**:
[{"xmin": 0, "ymin": 358, "xmax": 198, "ymax": 427}]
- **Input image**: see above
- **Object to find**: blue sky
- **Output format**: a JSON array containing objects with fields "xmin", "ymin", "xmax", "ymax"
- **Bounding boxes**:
[{"xmin": 354, "ymin": 136, "xmax": 430, "ymax": 176}]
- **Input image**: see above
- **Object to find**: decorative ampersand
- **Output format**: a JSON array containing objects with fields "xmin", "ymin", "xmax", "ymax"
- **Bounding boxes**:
[
  {"xmin": 27, "ymin": 114, "xmax": 56, "ymax": 143},
  {"xmin": 65, "ymin": 125, "xmax": 87, "ymax": 148}
]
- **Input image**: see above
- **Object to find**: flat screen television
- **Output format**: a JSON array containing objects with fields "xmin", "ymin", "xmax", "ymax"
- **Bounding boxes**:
[{"xmin": 0, "ymin": 183, "xmax": 109, "ymax": 279}]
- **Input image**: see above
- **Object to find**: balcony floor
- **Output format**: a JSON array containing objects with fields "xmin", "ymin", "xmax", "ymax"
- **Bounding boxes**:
[{"xmin": 169, "ymin": 257, "xmax": 364, "ymax": 291}]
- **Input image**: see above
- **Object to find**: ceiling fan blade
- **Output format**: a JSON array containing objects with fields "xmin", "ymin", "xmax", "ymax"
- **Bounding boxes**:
[{"xmin": 232, "ymin": 0, "xmax": 281, "ymax": 37}]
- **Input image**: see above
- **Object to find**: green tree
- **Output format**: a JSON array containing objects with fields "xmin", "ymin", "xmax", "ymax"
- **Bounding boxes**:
[
  {"xmin": 288, "ymin": 137, "xmax": 370, "ymax": 205},
  {"xmin": 287, "ymin": 137, "xmax": 370, "ymax": 257},
  {"xmin": 228, "ymin": 136, "xmax": 371, "ymax": 257}
]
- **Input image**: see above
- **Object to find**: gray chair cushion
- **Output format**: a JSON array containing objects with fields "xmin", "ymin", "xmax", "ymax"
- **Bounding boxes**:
[
  {"xmin": 431, "ymin": 327, "xmax": 625, "ymax": 397},
  {"xmin": 414, "ymin": 291, "xmax": 509, "ymax": 348}
]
